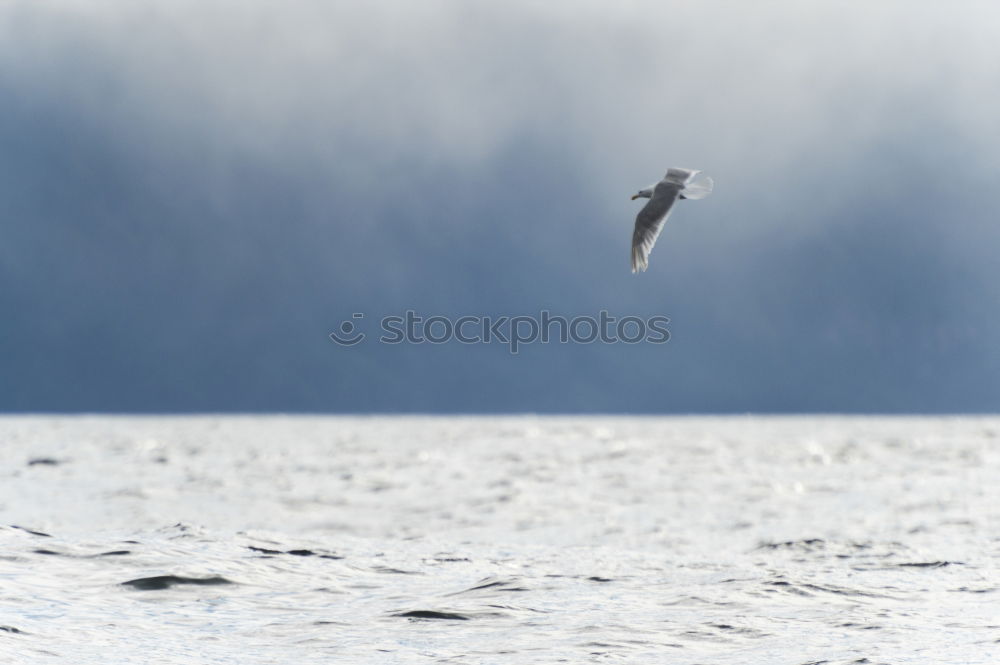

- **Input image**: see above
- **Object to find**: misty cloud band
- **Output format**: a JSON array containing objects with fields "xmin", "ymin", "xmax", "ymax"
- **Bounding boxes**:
[{"xmin": 330, "ymin": 311, "xmax": 670, "ymax": 353}]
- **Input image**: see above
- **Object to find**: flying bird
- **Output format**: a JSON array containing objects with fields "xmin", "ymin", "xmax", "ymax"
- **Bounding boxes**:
[{"xmin": 630, "ymin": 167, "xmax": 713, "ymax": 273}]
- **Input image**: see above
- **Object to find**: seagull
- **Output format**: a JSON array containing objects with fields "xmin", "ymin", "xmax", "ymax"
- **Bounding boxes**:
[{"xmin": 630, "ymin": 167, "xmax": 713, "ymax": 273}]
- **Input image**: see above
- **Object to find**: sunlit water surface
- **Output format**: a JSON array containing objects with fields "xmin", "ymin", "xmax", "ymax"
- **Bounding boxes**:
[{"xmin": 2, "ymin": 416, "xmax": 998, "ymax": 664}]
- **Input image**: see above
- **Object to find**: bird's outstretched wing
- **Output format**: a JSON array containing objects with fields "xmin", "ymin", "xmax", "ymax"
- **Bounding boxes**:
[{"xmin": 631, "ymin": 182, "xmax": 681, "ymax": 273}]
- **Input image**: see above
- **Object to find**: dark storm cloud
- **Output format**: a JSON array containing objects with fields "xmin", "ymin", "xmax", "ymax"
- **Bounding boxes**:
[{"xmin": 2, "ymin": 1, "xmax": 999, "ymax": 412}]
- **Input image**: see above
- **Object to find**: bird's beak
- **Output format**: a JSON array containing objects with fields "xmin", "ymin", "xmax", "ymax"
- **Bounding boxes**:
[{"xmin": 630, "ymin": 194, "xmax": 639, "ymax": 200}]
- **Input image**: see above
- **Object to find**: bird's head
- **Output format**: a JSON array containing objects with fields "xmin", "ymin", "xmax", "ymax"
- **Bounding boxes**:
[{"xmin": 631, "ymin": 187, "xmax": 654, "ymax": 200}]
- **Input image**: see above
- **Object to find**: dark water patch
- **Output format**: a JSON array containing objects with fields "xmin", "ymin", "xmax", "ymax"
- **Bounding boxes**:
[
  {"xmin": 801, "ymin": 583, "xmax": 892, "ymax": 599},
  {"xmin": 941, "ymin": 518, "xmax": 976, "ymax": 527},
  {"xmin": 706, "ymin": 622, "xmax": 770, "ymax": 638},
  {"xmin": 395, "ymin": 610, "xmax": 469, "ymax": 621},
  {"xmin": 764, "ymin": 580, "xmax": 814, "ymax": 596},
  {"xmin": 10, "ymin": 525, "xmax": 51, "ymax": 537},
  {"xmin": 30, "ymin": 547, "xmax": 131, "ymax": 558},
  {"xmin": 122, "ymin": 575, "xmax": 234, "ymax": 591},
  {"xmin": 756, "ymin": 539, "xmax": 898, "ymax": 561},
  {"xmin": 757, "ymin": 538, "xmax": 826, "ymax": 551},
  {"xmin": 288, "ymin": 548, "xmax": 342, "ymax": 559},
  {"xmin": 543, "ymin": 574, "xmax": 613, "ymax": 583},
  {"xmin": 0, "ymin": 625, "xmax": 24, "ymax": 634},
  {"xmin": 371, "ymin": 566, "xmax": 422, "ymax": 575},
  {"xmin": 839, "ymin": 622, "xmax": 882, "ymax": 630},
  {"xmin": 159, "ymin": 523, "xmax": 198, "ymax": 539},
  {"xmin": 247, "ymin": 546, "xmax": 283, "ymax": 555},
  {"xmin": 680, "ymin": 628, "xmax": 727, "ymax": 642},
  {"xmin": 247, "ymin": 545, "xmax": 342, "ymax": 560},
  {"xmin": 429, "ymin": 556, "xmax": 471, "ymax": 563},
  {"xmin": 581, "ymin": 641, "xmax": 635, "ymax": 651},
  {"xmin": 896, "ymin": 561, "xmax": 960, "ymax": 568},
  {"xmin": 27, "ymin": 457, "xmax": 61, "ymax": 466},
  {"xmin": 453, "ymin": 577, "xmax": 528, "ymax": 595},
  {"xmin": 482, "ymin": 603, "xmax": 540, "ymax": 615}
]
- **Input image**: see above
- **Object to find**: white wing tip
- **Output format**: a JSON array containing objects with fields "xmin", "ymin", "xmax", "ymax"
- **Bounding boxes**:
[{"xmin": 631, "ymin": 248, "xmax": 648, "ymax": 273}]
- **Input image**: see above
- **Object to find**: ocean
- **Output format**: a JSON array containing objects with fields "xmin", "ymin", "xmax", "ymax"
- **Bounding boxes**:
[{"xmin": 2, "ymin": 415, "xmax": 997, "ymax": 664}]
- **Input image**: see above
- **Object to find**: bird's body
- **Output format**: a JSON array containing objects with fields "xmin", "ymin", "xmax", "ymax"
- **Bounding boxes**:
[{"xmin": 630, "ymin": 168, "xmax": 713, "ymax": 273}]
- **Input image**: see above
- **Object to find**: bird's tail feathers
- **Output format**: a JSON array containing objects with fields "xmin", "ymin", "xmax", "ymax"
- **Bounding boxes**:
[{"xmin": 680, "ymin": 176, "xmax": 713, "ymax": 200}]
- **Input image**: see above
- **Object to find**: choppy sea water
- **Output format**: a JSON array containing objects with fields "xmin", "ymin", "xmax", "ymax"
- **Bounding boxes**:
[{"xmin": 1, "ymin": 415, "xmax": 998, "ymax": 664}]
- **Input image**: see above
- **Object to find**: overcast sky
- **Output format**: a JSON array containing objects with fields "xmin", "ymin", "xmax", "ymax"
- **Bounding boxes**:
[{"xmin": 3, "ymin": 1, "xmax": 1000, "ymax": 412}]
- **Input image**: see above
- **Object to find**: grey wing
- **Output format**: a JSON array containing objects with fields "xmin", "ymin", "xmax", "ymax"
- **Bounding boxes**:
[{"xmin": 631, "ymin": 184, "xmax": 681, "ymax": 273}]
